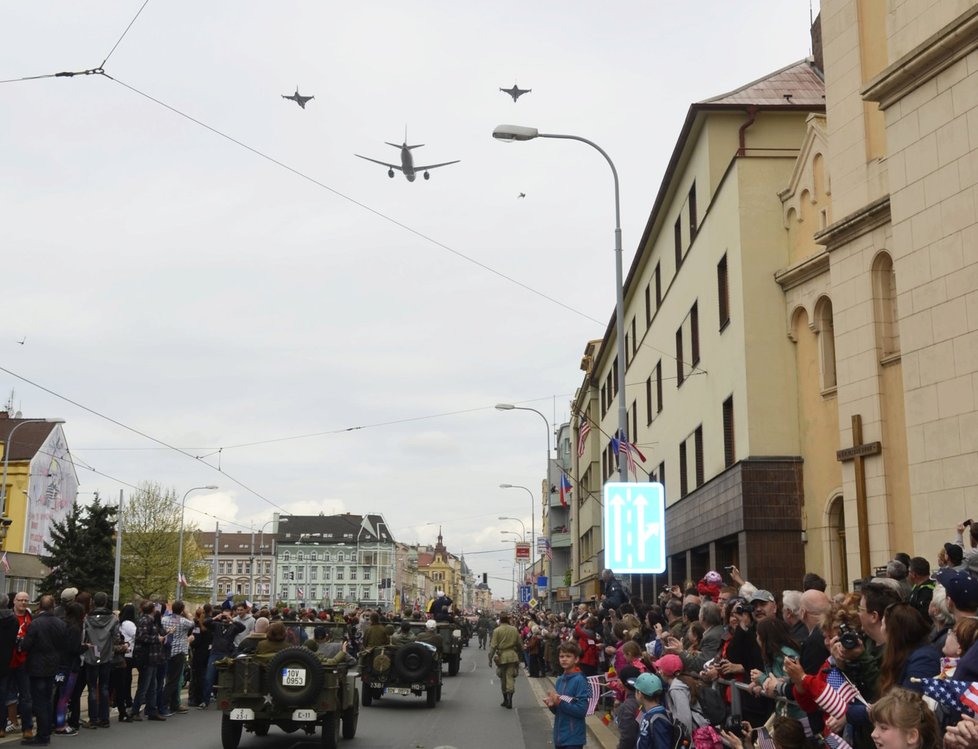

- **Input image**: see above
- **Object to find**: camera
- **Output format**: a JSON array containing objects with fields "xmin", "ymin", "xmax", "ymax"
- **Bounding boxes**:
[
  {"xmin": 838, "ymin": 623, "xmax": 860, "ymax": 650},
  {"xmin": 733, "ymin": 602, "xmax": 753, "ymax": 615},
  {"xmin": 723, "ymin": 715, "xmax": 744, "ymax": 738}
]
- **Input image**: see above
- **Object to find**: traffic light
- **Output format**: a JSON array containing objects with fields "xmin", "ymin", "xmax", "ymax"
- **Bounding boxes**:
[{"xmin": 482, "ymin": 573, "xmax": 487, "ymax": 585}]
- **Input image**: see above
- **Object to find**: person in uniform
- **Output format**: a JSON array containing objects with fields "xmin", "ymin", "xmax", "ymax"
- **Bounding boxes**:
[
  {"xmin": 391, "ymin": 621, "xmax": 414, "ymax": 646},
  {"xmin": 476, "ymin": 611, "xmax": 493, "ymax": 649},
  {"xmin": 488, "ymin": 612, "xmax": 523, "ymax": 709},
  {"xmin": 415, "ymin": 619, "xmax": 443, "ymax": 650},
  {"xmin": 430, "ymin": 591, "xmax": 453, "ymax": 622},
  {"xmin": 362, "ymin": 612, "xmax": 390, "ymax": 650}
]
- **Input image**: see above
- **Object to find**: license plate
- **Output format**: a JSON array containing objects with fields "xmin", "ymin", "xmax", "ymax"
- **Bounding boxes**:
[
  {"xmin": 229, "ymin": 708, "xmax": 254, "ymax": 721},
  {"xmin": 281, "ymin": 667, "xmax": 306, "ymax": 686},
  {"xmin": 388, "ymin": 688, "xmax": 410, "ymax": 696},
  {"xmin": 369, "ymin": 682, "xmax": 386, "ymax": 689},
  {"xmin": 292, "ymin": 709, "xmax": 316, "ymax": 721}
]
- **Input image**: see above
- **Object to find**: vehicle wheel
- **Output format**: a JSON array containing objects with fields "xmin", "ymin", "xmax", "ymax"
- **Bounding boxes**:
[
  {"xmin": 448, "ymin": 654, "xmax": 460, "ymax": 676},
  {"xmin": 393, "ymin": 643, "xmax": 433, "ymax": 682},
  {"xmin": 222, "ymin": 714, "xmax": 243, "ymax": 749},
  {"xmin": 361, "ymin": 685, "xmax": 372, "ymax": 707},
  {"xmin": 426, "ymin": 687, "xmax": 436, "ymax": 708},
  {"xmin": 321, "ymin": 712, "xmax": 339, "ymax": 749},
  {"xmin": 341, "ymin": 698, "xmax": 358, "ymax": 739},
  {"xmin": 267, "ymin": 647, "xmax": 324, "ymax": 706},
  {"xmin": 253, "ymin": 720, "xmax": 270, "ymax": 737}
]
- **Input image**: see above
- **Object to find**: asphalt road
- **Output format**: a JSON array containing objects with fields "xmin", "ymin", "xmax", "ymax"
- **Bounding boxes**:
[{"xmin": 0, "ymin": 656, "xmax": 557, "ymax": 749}]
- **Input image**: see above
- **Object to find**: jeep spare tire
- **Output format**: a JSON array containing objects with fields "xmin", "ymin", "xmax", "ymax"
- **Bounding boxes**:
[
  {"xmin": 267, "ymin": 647, "xmax": 324, "ymax": 706},
  {"xmin": 393, "ymin": 643, "xmax": 433, "ymax": 682}
]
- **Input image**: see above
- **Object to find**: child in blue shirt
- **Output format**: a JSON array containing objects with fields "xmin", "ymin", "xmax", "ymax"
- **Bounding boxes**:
[
  {"xmin": 635, "ymin": 672, "xmax": 673, "ymax": 749},
  {"xmin": 543, "ymin": 641, "xmax": 591, "ymax": 749}
]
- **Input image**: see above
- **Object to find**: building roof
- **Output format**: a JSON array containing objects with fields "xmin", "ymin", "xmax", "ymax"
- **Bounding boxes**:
[
  {"xmin": 277, "ymin": 513, "xmax": 394, "ymax": 544},
  {"xmin": 197, "ymin": 530, "xmax": 273, "ymax": 555},
  {"xmin": 0, "ymin": 413, "xmax": 59, "ymax": 462},
  {"xmin": 700, "ymin": 58, "xmax": 825, "ymax": 106}
]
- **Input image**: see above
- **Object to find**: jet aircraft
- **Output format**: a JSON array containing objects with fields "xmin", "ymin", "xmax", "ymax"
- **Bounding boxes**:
[
  {"xmin": 355, "ymin": 136, "xmax": 459, "ymax": 182},
  {"xmin": 282, "ymin": 88, "xmax": 314, "ymax": 109},
  {"xmin": 500, "ymin": 83, "xmax": 531, "ymax": 102}
]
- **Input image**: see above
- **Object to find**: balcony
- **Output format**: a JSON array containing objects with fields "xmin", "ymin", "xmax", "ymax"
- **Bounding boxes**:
[{"xmin": 550, "ymin": 530, "xmax": 571, "ymax": 548}]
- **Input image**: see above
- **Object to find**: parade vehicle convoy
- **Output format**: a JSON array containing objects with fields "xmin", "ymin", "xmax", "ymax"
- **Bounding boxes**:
[
  {"xmin": 358, "ymin": 640, "xmax": 443, "ymax": 708},
  {"xmin": 216, "ymin": 628, "xmax": 359, "ymax": 749}
]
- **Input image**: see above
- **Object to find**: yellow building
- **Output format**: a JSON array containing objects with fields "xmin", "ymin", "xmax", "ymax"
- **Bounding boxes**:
[{"xmin": 573, "ymin": 60, "xmax": 825, "ymax": 597}]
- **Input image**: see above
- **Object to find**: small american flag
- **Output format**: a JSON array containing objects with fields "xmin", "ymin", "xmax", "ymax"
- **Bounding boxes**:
[
  {"xmin": 962, "ymin": 682, "xmax": 978, "ymax": 714},
  {"xmin": 612, "ymin": 431, "xmax": 646, "ymax": 477},
  {"xmin": 577, "ymin": 421, "xmax": 591, "ymax": 458},
  {"xmin": 586, "ymin": 675, "xmax": 604, "ymax": 715},
  {"xmin": 1, "ymin": 552, "xmax": 9, "ymax": 573},
  {"xmin": 814, "ymin": 666, "xmax": 861, "ymax": 719},
  {"xmin": 297, "ymin": 586, "xmax": 305, "ymax": 599},
  {"xmin": 756, "ymin": 727, "xmax": 777, "ymax": 749},
  {"xmin": 823, "ymin": 733, "xmax": 854, "ymax": 749},
  {"xmin": 916, "ymin": 676, "xmax": 968, "ymax": 715}
]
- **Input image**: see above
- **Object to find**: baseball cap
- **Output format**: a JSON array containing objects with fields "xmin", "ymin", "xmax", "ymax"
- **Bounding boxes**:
[
  {"xmin": 618, "ymin": 665, "xmax": 641, "ymax": 689},
  {"xmin": 61, "ymin": 587, "xmax": 78, "ymax": 602},
  {"xmin": 937, "ymin": 570, "xmax": 978, "ymax": 612},
  {"xmin": 946, "ymin": 543, "xmax": 965, "ymax": 566},
  {"xmin": 750, "ymin": 590, "xmax": 776, "ymax": 603},
  {"xmin": 632, "ymin": 672, "xmax": 664, "ymax": 697},
  {"xmin": 653, "ymin": 654, "xmax": 683, "ymax": 677},
  {"xmin": 425, "ymin": 619, "xmax": 437, "ymax": 630}
]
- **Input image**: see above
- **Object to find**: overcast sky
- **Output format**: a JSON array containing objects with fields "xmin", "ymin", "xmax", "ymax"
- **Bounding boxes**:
[{"xmin": 1, "ymin": 1, "xmax": 819, "ymax": 598}]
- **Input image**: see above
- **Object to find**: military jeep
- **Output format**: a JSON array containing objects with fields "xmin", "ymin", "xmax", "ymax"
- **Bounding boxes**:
[
  {"xmin": 358, "ymin": 641, "xmax": 442, "ymax": 708},
  {"xmin": 406, "ymin": 621, "xmax": 462, "ymax": 676},
  {"xmin": 216, "ymin": 645, "xmax": 359, "ymax": 749}
]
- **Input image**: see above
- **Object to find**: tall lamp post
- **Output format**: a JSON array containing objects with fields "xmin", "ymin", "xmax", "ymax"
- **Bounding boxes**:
[
  {"xmin": 493, "ymin": 124, "xmax": 628, "ymax": 483},
  {"xmin": 499, "ymin": 482, "xmax": 538, "ymax": 580},
  {"xmin": 256, "ymin": 518, "xmax": 277, "ymax": 606},
  {"xmin": 176, "ymin": 485, "xmax": 218, "ymax": 600}
]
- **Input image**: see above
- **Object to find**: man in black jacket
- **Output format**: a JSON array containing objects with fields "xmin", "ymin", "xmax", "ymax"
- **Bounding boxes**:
[
  {"xmin": 21, "ymin": 595, "xmax": 66, "ymax": 746},
  {"xmin": 600, "ymin": 569, "xmax": 628, "ymax": 612}
]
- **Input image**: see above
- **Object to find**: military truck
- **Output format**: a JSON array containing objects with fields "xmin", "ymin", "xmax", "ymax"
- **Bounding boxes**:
[
  {"xmin": 216, "ymin": 645, "xmax": 359, "ymax": 749},
  {"xmin": 406, "ymin": 621, "xmax": 462, "ymax": 676},
  {"xmin": 358, "ymin": 641, "xmax": 442, "ymax": 708}
]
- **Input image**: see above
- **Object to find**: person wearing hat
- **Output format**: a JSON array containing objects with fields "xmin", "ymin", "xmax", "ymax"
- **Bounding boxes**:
[
  {"xmin": 430, "ymin": 590, "xmax": 453, "ymax": 622},
  {"xmin": 654, "ymin": 653, "xmax": 702, "ymax": 734},
  {"xmin": 938, "ymin": 571, "xmax": 978, "ymax": 682},
  {"xmin": 940, "ymin": 542, "xmax": 966, "ymax": 571},
  {"xmin": 615, "ymin": 665, "xmax": 642, "ymax": 749},
  {"xmin": 748, "ymin": 590, "xmax": 777, "ymax": 622},
  {"xmin": 635, "ymin": 672, "xmax": 672, "ymax": 749},
  {"xmin": 488, "ymin": 613, "xmax": 523, "ymax": 709},
  {"xmin": 415, "ymin": 619, "xmax": 443, "ymax": 651}
]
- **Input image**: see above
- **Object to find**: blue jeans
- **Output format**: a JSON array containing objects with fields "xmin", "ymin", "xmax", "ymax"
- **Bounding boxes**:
[
  {"xmin": 85, "ymin": 663, "xmax": 112, "ymax": 723},
  {"xmin": 202, "ymin": 652, "xmax": 224, "ymax": 707},
  {"xmin": 9, "ymin": 667, "xmax": 32, "ymax": 731},
  {"xmin": 131, "ymin": 663, "xmax": 158, "ymax": 716},
  {"xmin": 30, "ymin": 675, "xmax": 53, "ymax": 743}
]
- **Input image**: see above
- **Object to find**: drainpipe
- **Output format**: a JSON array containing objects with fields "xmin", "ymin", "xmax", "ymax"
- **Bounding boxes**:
[{"xmin": 737, "ymin": 106, "xmax": 759, "ymax": 157}]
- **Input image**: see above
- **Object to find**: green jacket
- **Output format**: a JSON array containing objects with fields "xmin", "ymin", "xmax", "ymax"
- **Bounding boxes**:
[{"xmin": 488, "ymin": 623, "xmax": 523, "ymax": 665}]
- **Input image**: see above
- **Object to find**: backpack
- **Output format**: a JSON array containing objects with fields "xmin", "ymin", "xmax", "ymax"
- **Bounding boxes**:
[
  {"xmin": 692, "ymin": 683, "xmax": 726, "ymax": 726},
  {"xmin": 650, "ymin": 711, "xmax": 691, "ymax": 749}
]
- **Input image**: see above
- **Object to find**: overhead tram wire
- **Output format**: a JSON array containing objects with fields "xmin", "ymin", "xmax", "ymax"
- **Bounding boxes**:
[
  {"xmin": 0, "ymin": 363, "xmax": 290, "ymax": 515},
  {"xmin": 99, "ymin": 0, "xmax": 152, "ymax": 68}
]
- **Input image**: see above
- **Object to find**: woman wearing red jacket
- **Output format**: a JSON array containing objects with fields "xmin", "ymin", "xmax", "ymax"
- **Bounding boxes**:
[{"xmin": 575, "ymin": 615, "xmax": 601, "ymax": 676}]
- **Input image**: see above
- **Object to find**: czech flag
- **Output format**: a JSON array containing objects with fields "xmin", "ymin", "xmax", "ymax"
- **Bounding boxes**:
[{"xmin": 559, "ymin": 473, "xmax": 572, "ymax": 508}]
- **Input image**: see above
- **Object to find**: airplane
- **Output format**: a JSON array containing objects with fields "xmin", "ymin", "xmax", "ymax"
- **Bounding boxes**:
[
  {"xmin": 500, "ymin": 83, "xmax": 531, "ymax": 102},
  {"xmin": 518, "ymin": 193, "xmax": 526, "ymax": 199},
  {"xmin": 355, "ymin": 134, "xmax": 460, "ymax": 182},
  {"xmin": 282, "ymin": 87, "xmax": 314, "ymax": 109}
]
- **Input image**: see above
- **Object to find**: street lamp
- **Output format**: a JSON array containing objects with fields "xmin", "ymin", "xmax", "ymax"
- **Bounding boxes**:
[
  {"xmin": 176, "ymin": 485, "xmax": 218, "ymax": 600},
  {"xmin": 1, "ymin": 418, "xmax": 65, "ymax": 516},
  {"xmin": 493, "ymin": 124, "xmax": 628, "ymax": 482},
  {"xmin": 499, "ymin": 481, "xmax": 539, "ymax": 573},
  {"xmin": 498, "ymin": 516, "xmax": 526, "ymax": 541},
  {"xmin": 254, "ymin": 519, "xmax": 277, "ymax": 605}
]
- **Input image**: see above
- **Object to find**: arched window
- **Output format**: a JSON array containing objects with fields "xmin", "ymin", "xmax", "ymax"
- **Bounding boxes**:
[
  {"xmin": 872, "ymin": 252, "xmax": 900, "ymax": 358},
  {"xmin": 297, "ymin": 551, "xmax": 304, "ymax": 562},
  {"xmin": 283, "ymin": 551, "xmax": 291, "ymax": 562},
  {"xmin": 813, "ymin": 296, "xmax": 838, "ymax": 391},
  {"xmin": 323, "ymin": 551, "xmax": 331, "ymax": 562}
]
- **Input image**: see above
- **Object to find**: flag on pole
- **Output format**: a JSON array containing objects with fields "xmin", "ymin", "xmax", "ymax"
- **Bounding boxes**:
[
  {"xmin": 961, "ymin": 682, "xmax": 978, "ymax": 713},
  {"xmin": 577, "ymin": 421, "xmax": 591, "ymax": 457},
  {"xmin": 297, "ymin": 586, "xmax": 305, "ymax": 599},
  {"xmin": 0, "ymin": 552, "xmax": 9, "ymax": 573},
  {"xmin": 559, "ymin": 473, "xmax": 572, "ymax": 508},
  {"xmin": 585, "ymin": 675, "xmax": 604, "ymax": 715},
  {"xmin": 611, "ymin": 431, "xmax": 645, "ymax": 476},
  {"xmin": 823, "ymin": 734, "xmax": 854, "ymax": 749},
  {"xmin": 179, "ymin": 572, "xmax": 188, "ymax": 587},
  {"xmin": 915, "ymin": 676, "xmax": 968, "ymax": 715},
  {"xmin": 813, "ymin": 666, "xmax": 862, "ymax": 719}
]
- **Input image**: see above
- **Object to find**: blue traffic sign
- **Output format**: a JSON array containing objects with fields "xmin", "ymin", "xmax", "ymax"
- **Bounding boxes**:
[
  {"xmin": 602, "ymin": 482, "xmax": 666, "ymax": 573},
  {"xmin": 519, "ymin": 585, "xmax": 532, "ymax": 603}
]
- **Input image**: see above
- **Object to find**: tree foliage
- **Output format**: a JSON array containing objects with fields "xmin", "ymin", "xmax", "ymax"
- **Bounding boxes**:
[
  {"xmin": 40, "ymin": 494, "xmax": 117, "ymax": 596},
  {"xmin": 120, "ymin": 481, "xmax": 205, "ymax": 602}
]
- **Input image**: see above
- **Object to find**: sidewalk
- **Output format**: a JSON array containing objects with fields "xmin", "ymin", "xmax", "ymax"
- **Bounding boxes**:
[{"xmin": 524, "ymin": 669, "xmax": 619, "ymax": 749}]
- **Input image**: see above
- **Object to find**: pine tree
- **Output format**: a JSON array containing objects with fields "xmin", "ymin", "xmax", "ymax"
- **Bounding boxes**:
[{"xmin": 39, "ymin": 494, "xmax": 118, "ymax": 596}]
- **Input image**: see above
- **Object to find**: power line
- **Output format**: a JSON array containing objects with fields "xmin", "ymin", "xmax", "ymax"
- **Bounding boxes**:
[
  {"xmin": 0, "ymin": 363, "xmax": 289, "ymax": 515},
  {"xmin": 101, "ymin": 0, "xmax": 152, "ymax": 68}
]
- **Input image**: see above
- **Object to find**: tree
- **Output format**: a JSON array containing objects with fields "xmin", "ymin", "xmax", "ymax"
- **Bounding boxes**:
[
  {"xmin": 120, "ymin": 481, "xmax": 204, "ymax": 602},
  {"xmin": 40, "ymin": 494, "xmax": 117, "ymax": 596}
]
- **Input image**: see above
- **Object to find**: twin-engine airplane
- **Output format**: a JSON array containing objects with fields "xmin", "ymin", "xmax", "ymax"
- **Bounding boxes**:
[{"xmin": 355, "ymin": 133, "xmax": 460, "ymax": 182}]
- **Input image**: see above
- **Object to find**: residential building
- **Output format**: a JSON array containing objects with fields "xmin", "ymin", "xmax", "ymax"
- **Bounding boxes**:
[
  {"xmin": 197, "ymin": 529, "xmax": 273, "ymax": 603},
  {"xmin": 274, "ymin": 513, "xmax": 395, "ymax": 610},
  {"xmin": 542, "ymin": 422, "xmax": 573, "ymax": 611},
  {"xmin": 573, "ymin": 59, "xmax": 826, "ymax": 596}
]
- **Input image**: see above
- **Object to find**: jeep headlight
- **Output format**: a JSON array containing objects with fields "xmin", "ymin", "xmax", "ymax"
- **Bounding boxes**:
[{"xmin": 453, "ymin": 629, "xmax": 462, "ymax": 639}]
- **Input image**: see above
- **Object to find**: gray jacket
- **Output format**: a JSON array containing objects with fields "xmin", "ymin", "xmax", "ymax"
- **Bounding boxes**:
[{"xmin": 82, "ymin": 608, "xmax": 120, "ymax": 665}]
